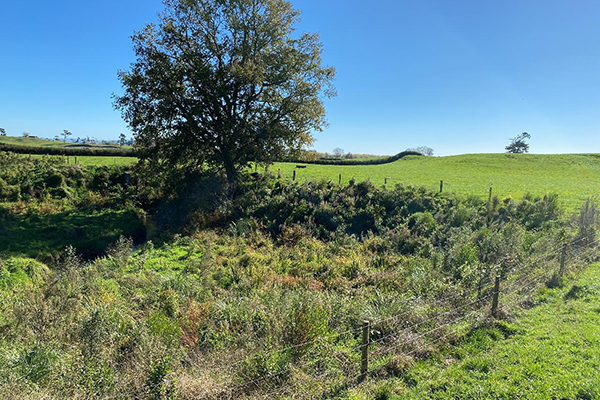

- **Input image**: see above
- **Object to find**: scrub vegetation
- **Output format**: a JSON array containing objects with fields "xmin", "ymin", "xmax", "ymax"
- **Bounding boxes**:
[{"xmin": 0, "ymin": 150, "xmax": 598, "ymax": 399}]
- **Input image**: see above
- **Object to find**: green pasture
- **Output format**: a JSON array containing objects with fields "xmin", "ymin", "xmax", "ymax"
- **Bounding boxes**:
[
  {"xmin": 13, "ymin": 152, "xmax": 600, "ymax": 211},
  {"xmin": 22, "ymin": 154, "xmax": 136, "ymax": 166},
  {"xmin": 351, "ymin": 262, "xmax": 600, "ymax": 399},
  {"xmin": 274, "ymin": 153, "xmax": 600, "ymax": 211},
  {"xmin": 0, "ymin": 135, "xmax": 131, "ymax": 149}
]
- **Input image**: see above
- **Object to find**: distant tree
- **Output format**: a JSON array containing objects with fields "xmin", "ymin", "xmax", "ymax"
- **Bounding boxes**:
[
  {"xmin": 0, "ymin": 128, "xmax": 5, "ymax": 136},
  {"xmin": 22, "ymin": 132, "xmax": 30, "ymax": 138},
  {"xmin": 119, "ymin": 133, "xmax": 127, "ymax": 147},
  {"xmin": 61, "ymin": 130, "xmax": 72, "ymax": 143},
  {"xmin": 506, "ymin": 132, "xmax": 531, "ymax": 154},
  {"xmin": 417, "ymin": 146, "xmax": 434, "ymax": 156},
  {"xmin": 333, "ymin": 148, "xmax": 345, "ymax": 159},
  {"xmin": 114, "ymin": 0, "xmax": 335, "ymax": 184},
  {"xmin": 54, "ymin": 135, "xmax": 60, "ymax": 141},
  {"xmin": 406, "ymin": 146, "xmax": 434, "ymax": 156}
]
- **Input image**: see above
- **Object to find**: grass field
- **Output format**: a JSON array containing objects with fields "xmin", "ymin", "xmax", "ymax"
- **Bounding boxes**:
[
  {"xmin": 11, "ymin": 152, "xmax": 600, "ymax": 211},
  {"xmin": 351, "ymin": 262, "xmax": 600, "ymax": 399},
  {"xmin": 23, "ymin": 154, "xmax": 136, "ymax": 166},
  {"xmin": 275, "ymin": 153, "xmax": 600, "ymax": 210},
  {"xmin": 0, "ymin": 135, "xmax": 130, "ymax": 149}
]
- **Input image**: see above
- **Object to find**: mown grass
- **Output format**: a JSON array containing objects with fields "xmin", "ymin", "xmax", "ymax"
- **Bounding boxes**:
[{"xmin": 350, "ymin": 262, "xmax": 600, "ymax": 400}]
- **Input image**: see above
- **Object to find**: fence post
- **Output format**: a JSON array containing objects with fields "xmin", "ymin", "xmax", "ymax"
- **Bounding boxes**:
[
  {"xmin": 385, "ymin": 177, "xmax": 387, "ymax": 185},
  {"xmin": 559, "ymin": 243, "xmax": 567, "ymax": 278},
  {"xmin": 293, "ymin": 170, "xmax": 296, "ymax": 181},
  {"xmin": 488, "ymin": 186, "xmax": 493, "ymax": 204},
  {"xmin": 440, "ymin": 180, "xmax": 443, "ymax": 193},
  {"xmin": 359, "ymin": 320, "xmax": 370, "ymax": 383},
  {"xmin": 339, "ymin": 174, "xmax": 342, "ymax": 185},
  {"xmin": 75, "ymin": 156, "xmax": 78, "ymax": 165},
  {"xmin": 491, "ymin": 275, "xmax": 501, "ymax": 318}
]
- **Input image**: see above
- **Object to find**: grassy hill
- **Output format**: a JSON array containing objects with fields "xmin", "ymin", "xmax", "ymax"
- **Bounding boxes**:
[
  {"xmin": 275, "ymin": 153, "xmax": 600, "ymax": 210},
  {"xmin": 0, "ymin": 135, "xmax": 130, "ymax": 149},
  {"xmin": 0, "ymin": 151, "xmax": 598, "ymax": 399},
  {"xmin": 7, "ymin": 149, "xmax": 600, "ymax": 210},
  {"xmin": 351, "ymin": 262, "xmax": 600, "ymax": 399}
]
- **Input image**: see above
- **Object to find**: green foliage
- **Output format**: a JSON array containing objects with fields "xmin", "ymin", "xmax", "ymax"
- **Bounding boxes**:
[
  {"xmin": 115, "ymin": 0, "xmax": 335, "ymax": 183},
  {"xmin": 77, "ymin": 359, "xmax": 116, "ymax": 397},
  {"xmin": 287, "ymin": 150, "xmax": 422, "ymax": 166},
  {"xmin": 13, "ymin": 344, "xmax": 58, "ymax": 385},
  {"xmin": 0, "ymin": 158, "xmax": 593, "ymax": 399},
  {"xmin": 240, "ymin": 349, "xmax": 291, "ymax": 391},
  {"xmin": 0, "ymin": 142, "xmax": 135, "ymax": 156},
  {"xmin": 0, "ymin": 258, "xmax": 48, "ymax": 288},
  {"xmin": 505, "ymin": 132, "xmax": 531, "ymax": 154},
  {"xmin": 145, "ymin": 357, "xmax": 177, "ymax": 400},
  {"xmin": 286, "ymin": 300, "xmax": 329, "ymax": 357}
]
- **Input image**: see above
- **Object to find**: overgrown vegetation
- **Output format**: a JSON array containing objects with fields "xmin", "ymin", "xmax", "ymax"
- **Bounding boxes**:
[
  {"xmin": 0, "ymin": 152, "xmax": 145, "ymax": 259},
  {"xmin": 1, "ymin": 149, "xmax": 596, "ymax": 399}
]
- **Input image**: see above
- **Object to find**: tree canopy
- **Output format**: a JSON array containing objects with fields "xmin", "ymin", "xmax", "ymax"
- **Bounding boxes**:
[
  {"xmin": 506, "ymin": 132, "xmax": 531, "ymax": 154},
  {"xmin": 115, "ymin": 0, "xmax": 335, "ymax": 184}
]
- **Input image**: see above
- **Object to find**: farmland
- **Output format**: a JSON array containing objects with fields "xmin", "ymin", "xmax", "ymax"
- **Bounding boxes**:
[
  {"xmin": 0, "ymin": 135, "xmax": 131, "ymax": 149},
  {"xmin": 351, "ymin": 262, "xmax": 600, "ymax": 400},
  {"xmin": 1, "ymin": 150, "xmax": 599, "ymax": 399},
  {"xmin": 276, "ymin": 153, "xmax": 600, "ymax": 211},
  {"xmin": 14, "ymin": 150, "xmax": 600, "ymax": 211}
]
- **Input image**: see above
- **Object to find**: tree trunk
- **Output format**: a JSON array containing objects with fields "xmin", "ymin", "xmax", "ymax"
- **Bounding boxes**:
[{"xmin": 224, "ymin": 159, "xmax": 238, "ymax": 184}]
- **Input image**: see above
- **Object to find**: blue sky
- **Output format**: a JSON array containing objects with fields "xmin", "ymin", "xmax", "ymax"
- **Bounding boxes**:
[{"xmin": 1, "ymin": 0, "xmax": 598, "ymax": 155}]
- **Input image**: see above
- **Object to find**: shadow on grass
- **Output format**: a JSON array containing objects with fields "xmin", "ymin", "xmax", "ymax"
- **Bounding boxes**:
[{"xmin": 0, "ymin": 208, "xmax": 146, "ymax": 260}]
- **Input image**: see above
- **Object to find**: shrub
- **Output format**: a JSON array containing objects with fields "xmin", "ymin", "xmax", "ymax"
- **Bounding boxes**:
[{"xmin": 145, "ymin": 357, "xmax": 177, "ymax": 400}]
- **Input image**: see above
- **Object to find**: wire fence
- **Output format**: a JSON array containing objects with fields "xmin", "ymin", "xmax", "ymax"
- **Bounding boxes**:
[
  {"xmin": 74, "ymin": 235, "xmax": 596, "ymax": 400},
  {"xmin": 86, "ymin": 235, "xmax": 594, "ymax": 400}
]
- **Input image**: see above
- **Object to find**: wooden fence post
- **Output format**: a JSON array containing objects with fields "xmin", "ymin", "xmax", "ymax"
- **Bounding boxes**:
[
  {"xmin": 488, "ymin": 186, "xmax": 493, "ymax": 204},
  {"xmin": 359, "ymin": 320, "xmax": 370, "ymax": 383},
  {"xmin": 75, "ymin": 156, "xmax": 78, "ymax": 165},
  {"xmin": 385, "ymin": 177, "xmax": 387, "ymax": 185},
  {"xmin": 293, "ymin": 170, "xmax": 296, "ymax": 181},
  {"xmin": 440, "ymin": 180, "xmax": 443, "ymax": 193},
  {"xmin": 559, "ymin": 243, "xmax": 567, "ymax": 278},
  {"xmin": 491, "ymin": 275, "xmax": 501, "ymax": 318},
  {"xmin": 339, "ymin": 174, "xmax": 342, "ymax": 185}
]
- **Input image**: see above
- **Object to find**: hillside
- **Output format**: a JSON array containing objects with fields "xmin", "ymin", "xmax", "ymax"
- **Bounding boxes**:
[
  {"xmin": 0, "ymin": 151, "xmax": 598, "ymax": 399},
  {"xmin": 0, "ymin": 135, "xmax": 130, "ymax": 149},
  {"xmin": 276, "ymin": 153, "xmax": 600, "ymax": 210},
  {"xmin": 8, "ymin": 151, "xmax": 600, "ymax": 210},
  {"xmin": 351, "ymin": 262, "xmax": 600, "ymax": 399}
]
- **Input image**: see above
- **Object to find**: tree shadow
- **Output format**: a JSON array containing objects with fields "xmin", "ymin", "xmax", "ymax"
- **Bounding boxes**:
[{"xmin": 0, "ymin": 208, "xmax": 146, "ymax": 260}]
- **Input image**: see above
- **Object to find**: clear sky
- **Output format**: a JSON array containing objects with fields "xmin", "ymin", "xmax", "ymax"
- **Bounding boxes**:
[{"xmin": 1, "ymin": 0, "xmax": 598, "ymax": 155}]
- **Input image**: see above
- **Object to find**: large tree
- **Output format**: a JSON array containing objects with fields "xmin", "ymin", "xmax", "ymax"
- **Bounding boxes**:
[{"xmin": 115, "ymin": 0, "xmax": 335, "ymax": 184}]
